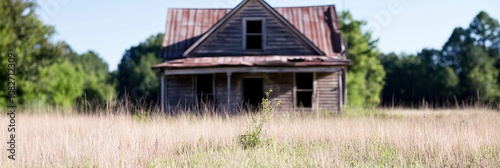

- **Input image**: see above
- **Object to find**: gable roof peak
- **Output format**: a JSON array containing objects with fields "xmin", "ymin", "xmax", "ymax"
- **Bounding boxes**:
[{"xmin": 182, "ymin": 0, "xmax": 325, "ymax": 57}]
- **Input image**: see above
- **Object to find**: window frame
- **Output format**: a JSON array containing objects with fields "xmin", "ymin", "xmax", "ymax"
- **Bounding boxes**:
[
  {"xmin": 242, "ymin": 17, "xmax": 266, "ymax": 50},
  {"xmin": 294, "ymin": 73, "xmax": 315, "ymax": 108}
]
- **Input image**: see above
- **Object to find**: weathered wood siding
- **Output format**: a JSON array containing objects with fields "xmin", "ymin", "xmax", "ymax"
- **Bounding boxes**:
[
  {"xmin": 263, "ymin": 73, "xmax": 294, "ymax": 109},
  {"xmin": 316, "ymin": 72, "xmax": 340, "ymax": 112},
  {"xmin": 165, "ymin": 75, "xmax": 195, "ymax": 108},
  {"xmin": 191, "ymin": 1, "xmax": 317, "ymax": 56},
  {"xmin": 214, "ymin": 73, "xmax": 242, "ymax": 109}
]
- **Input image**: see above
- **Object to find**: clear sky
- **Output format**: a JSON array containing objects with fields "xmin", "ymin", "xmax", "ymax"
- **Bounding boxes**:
[{"xmin": 37, "ymin": 0, "xmax": 500, "ymax": 71}]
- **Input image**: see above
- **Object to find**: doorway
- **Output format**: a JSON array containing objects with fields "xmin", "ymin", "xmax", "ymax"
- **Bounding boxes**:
[
  {"xmin": 196, "ymin": 74, "xmax": 214, "ymax": 105},
  {"xmin": 243, "ymin": 78, "xmax": 263, "ymax": 111}
]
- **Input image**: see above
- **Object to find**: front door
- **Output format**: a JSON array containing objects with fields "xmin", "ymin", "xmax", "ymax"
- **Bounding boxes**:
[{"xmin": 243, "ymin": 78, "xmax": 263, "ymax": 111}]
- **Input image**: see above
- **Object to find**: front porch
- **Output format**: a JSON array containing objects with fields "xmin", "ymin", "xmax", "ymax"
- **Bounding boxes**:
[{"xmin": 159, "ymin": 66, "xmax": 347, "ymax": 113}]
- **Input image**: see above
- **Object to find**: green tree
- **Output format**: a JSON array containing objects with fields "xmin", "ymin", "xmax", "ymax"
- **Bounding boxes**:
[
  {"xmin": 340, "ymin": 11, "xmax": 386, "ymax": 106},
  {"xmin": 468, "ymin": 11, "xmax": 500, "ymax": 100},
  {"xmin": 38, "ymin": 61, "xmax": 85, "ymax": 107},
  {"xmin": 0, "ymin": 0, "xmax": 109, "ymax": 108},
  {"xmin": 380, "ymin": 50, "xmax": 459, "ymax": 107},
  {"xmin": 381, "ymin": 11, "xmax": 500, "ymax": 106},
  {"xmin": 462, "ymin": 47, "xmax": 500, "ymax": 102},
  {"xmin": 441, "ymin": 11, "xmax": 500, "ymax": 103},
  {"xmin": 116, "ymin": 33, "xmax": 163, "ymax": 104},
  {"xmin": 0, "ymin": 0, "xmax": 67, "ymax": 106},
  {"xmin": 67, "ymin": 49, "xmax": 116, "ymax": 103}
]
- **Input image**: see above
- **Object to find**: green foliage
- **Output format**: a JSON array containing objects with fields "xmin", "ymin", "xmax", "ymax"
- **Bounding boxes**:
[
  {"xmin": 380, "ymin": 51, "xmax": 460, "ymax": 106},
  {"xmin": 133, "ymin": 110, "xmax": 150, "ymax": 122},
  {"xmin": 381, "ymin": 11, "xmax": 500, "ymax": 106},
  {"xmin": 116, "ymin": 33, "xmax": 163, "ymax": 104},
  {"xmin": 1, "ymin": 0, "xmax": 60, "ymax": 105},
  {"xmin": 339, "ymin": 11, "xmax": 386, "ymax": 106},
  {"xmin": 69, "ymin": 50, "xmax": 116, "ymax": 103},
  {"xmin": 38, "ymin": 61, "xmax": 85, "ymax": 107},
  {"xmin": 440, "ymin": 12, "xmax": 500, "ymax": 103},
  {"xmin": 238, "ymin": 89, "xmax": 281, "ymax": 149},
  {"xmin": 466, "ymin": 51, "xmax": 500, "ymax": 102},
  {"xmin": 0, "ymin": 0, "xmax": 115, "ymax": 108},
  {"xmin": 342, "ymin": 106, "xmax": 389, "ymax": 118}
]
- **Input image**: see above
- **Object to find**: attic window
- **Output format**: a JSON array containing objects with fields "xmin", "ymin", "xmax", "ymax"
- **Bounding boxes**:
[{"xmin": 244, "ymin": 18, "xmax": 265, "ymax": 50}]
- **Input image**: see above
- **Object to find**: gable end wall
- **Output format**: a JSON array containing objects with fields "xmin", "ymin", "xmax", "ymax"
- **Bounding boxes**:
[{"xmin": 191, "ymin": 1, "xmax": 318, "ymax": 56}]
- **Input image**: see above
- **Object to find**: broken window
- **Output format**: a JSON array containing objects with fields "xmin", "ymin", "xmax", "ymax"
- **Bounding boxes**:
[
  {"xmin": 296, "ymin": 73, "xmax": 313, "ymax": 108},
  {"xmin": 196, "ymin": 74, "xmax": 214, "ymax": 105},
  {"xmin": 245, "ymin": 20, "xmax": 263, "ymax": 50}
]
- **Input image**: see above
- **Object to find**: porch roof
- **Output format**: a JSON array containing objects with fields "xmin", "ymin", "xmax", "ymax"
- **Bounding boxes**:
[{"xmin": 152, "ymin": 55, "xmax": 349, "ymax": 69}]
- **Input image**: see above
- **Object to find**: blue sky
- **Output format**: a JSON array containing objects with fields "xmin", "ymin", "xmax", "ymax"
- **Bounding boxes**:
[{"xmin": 37, "ymin": 0, "xmax": 500, "ymax": 71}]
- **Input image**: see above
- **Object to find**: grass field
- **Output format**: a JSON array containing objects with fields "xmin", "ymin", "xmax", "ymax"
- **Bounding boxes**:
[{"xmin": 1, "ymin": 108, "xmax": 499, "ymax": 167}]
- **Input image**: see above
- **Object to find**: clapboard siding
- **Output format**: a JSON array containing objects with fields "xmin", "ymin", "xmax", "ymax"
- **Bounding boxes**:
[
  {"xmin": 166, "ymin": 75, "xmax": 195, "ymax": 108},
  {"xmin": 263, "ymin": 73, "xmax": 294, "ymax": 109},
  {"xmin": 214, "ymin": 73, "xmax": 243, "ymax": 110},
  {"xmin": 191, "ymin": 1, "xmax": 317, "ymax": 56},
  {"xmin": 316, "ymin": 72, "xmax": 340, "ymax": 112}
]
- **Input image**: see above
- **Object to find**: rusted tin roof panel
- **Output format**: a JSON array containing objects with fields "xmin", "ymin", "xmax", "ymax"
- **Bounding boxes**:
[
  {"xmin": 162, "ymin": 9, "xmax": 230, "ymax": 59},
  {"xmin": 275, "ymin": 6, "xmax": 342, "ymax": 56},
  {"xmin": 161, "ymin": 5, "xmax": 342, "ymax": 59}
]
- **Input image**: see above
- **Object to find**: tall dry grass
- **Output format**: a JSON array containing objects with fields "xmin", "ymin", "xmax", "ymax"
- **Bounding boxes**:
[{"xmin": 1, "ymin": 108, "xmax": 499, "ymax": 167}]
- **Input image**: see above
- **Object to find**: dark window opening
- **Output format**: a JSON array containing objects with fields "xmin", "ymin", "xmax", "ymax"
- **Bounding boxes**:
[
  {"xmin": 196, "ymin": 74, "xmax": 214, "ymax": 105},
  {"xmin": 247, "ymin": 21, "xmax": 262, "ymax": 33},
  {"xmin": 296, "ymin": 73, "xmax": 313, "ymax": 89},
  {"xmin": 297, "ymin": 92, "xmax": 313, "ymax": 108},
  {"xmin": 296, "ymin": 73, "xmax": 313, "ymax": 108},
  {"xmin": 246, "ymin": 36, "xmax": 262, "ymax": 50},
  {"xmin": 243, "ymin": 78, "xmax": 263, "ymax": 112},
  {"xmin": 245, "ymin": 20, "xmax": 263, "ymax": 50}
]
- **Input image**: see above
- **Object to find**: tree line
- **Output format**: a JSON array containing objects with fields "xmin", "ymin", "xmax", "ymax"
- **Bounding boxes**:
[
  {"xmin": 1, "ymin": 0, "xmax": 499, "ymax": 109},
  {"xmin": 380, "ymin": 11, "xmax": 500, "ymax": 107},
  {"xmin": 0, "ymin": 0, "xmax": 161, "ymax": 108}
]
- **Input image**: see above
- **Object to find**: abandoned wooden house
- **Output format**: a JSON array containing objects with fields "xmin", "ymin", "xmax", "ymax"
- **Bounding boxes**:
[{"xmin": 152, "ymin": 0, "xmax": 349, "ymax": 113}]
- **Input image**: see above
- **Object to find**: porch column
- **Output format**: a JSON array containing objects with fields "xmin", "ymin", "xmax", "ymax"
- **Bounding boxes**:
[
  {"xmin": 313, "ymin": 72, "xmax": 318, "ymax": 112},
  {"xmin": 343, "ymin": 68, "xmax": 347, "ymax": 106},
  {"xmin": 338, "ymin": 70, "xmax": 343, "ymax": 112},
  {"xmin": 226, "ymin": 72, "xmax": 232, "ymax": 111},
  {"xmin": 160, "ymin": 74, "xmax": 165, "ymax": 112}
]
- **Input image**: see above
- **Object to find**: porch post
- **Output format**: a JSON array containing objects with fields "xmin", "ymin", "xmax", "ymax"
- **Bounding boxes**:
[
  {"xmin": 343, "ymin": 68, "xmax": 347, "ymax": 107},
  {"xmin": 160, "ymin": 74, "xmax": 165, "ymax": 112},
  {"xmin": 313, "ymin": 72, "xmax": 318, "ymax": 112},
  {"xmin": 338, "ymin": 70, "xmax": 343, "ymax": 113},
  {"xmin": 226, "ymin": 72, "xmax": 232, "ymax": 111}
]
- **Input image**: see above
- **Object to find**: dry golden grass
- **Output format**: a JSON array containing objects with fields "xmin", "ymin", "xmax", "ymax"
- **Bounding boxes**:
[{"xmin": 1, "ymin": 108, "xmax": 499, "ymax": 167}]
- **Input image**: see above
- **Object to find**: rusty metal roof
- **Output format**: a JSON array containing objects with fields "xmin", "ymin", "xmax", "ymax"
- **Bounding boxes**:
[
  {"xmin": 275, "ymin": 6, "xmax": 342, "ymax": 56},
  {"xmin": 161, "ymin": 5, "xmax": 342, "ymax": 59},
  {"xmin": 162, "ymin": 9, "xmax": 230, "ymax": 59},
  {"xmin": 152, "ymin": 56, "xmax": 349, "ymax": 69}
]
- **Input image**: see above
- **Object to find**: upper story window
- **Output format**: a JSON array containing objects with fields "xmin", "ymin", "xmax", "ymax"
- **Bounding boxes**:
[{"xmin": 243, "ymin": 18, "xmax": 265, "ymax": 50}]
